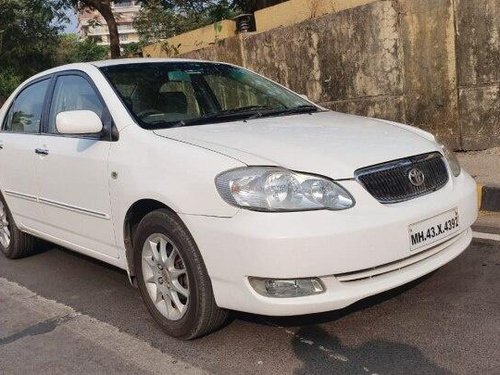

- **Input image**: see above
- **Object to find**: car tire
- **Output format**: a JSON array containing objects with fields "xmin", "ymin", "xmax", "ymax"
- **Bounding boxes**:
[
  {"xmin": 133, "ymin": 208, "xmax": 228, "ymax": 339},
  {"xmin": 0, "ymin": 193, "xmax": 36, "ymax": 259}
]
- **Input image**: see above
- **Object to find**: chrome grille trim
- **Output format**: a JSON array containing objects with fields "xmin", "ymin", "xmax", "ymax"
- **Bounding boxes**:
[{"xmin": 355, "ymin": 152, "xmax": 449, "ymax": 204}]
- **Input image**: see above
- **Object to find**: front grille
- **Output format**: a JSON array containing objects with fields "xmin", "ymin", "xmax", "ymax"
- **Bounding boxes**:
[{"xmin": 355, "ymin": 152, "xmax": 449, "ymax": 203}]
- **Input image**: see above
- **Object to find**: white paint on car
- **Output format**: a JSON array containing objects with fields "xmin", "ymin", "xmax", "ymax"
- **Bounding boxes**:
[{"xmin": 0, "ymin": 58, "xmax": 478, "ymax": 335}]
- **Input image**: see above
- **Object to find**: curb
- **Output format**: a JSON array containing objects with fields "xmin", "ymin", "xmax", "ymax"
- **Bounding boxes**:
[
  {"xmin": 477, "ymin": 184, "xmax": 500, "ymax": 212},
  {"xmin": 472, "ymin": 211, "xmax": 500, "ymax": 236}
]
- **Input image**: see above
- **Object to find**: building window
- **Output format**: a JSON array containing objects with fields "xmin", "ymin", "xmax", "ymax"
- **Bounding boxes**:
[
  {"xmin": 118, "ymin": 24, "xmax": 133, "ymax": 31},
  {"xmin": 113, "ymin": 1, "xmax": 134, "ymax": 7}
]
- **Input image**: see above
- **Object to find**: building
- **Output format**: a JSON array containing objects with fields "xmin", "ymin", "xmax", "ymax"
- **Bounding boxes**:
[{"xmin": 77, "ymin": 0, "xmax": 141, "ymax": 47}]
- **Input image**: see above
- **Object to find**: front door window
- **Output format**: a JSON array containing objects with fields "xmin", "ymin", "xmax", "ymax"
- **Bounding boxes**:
[{"xmin": 48, "ymin": 75, "xmax": 104, "ymax": 134}]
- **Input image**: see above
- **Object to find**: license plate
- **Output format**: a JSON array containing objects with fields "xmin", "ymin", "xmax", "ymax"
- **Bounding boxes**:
[{"xmin": 409, "ymin": 208, "xmax": 460, "ymax": 251}]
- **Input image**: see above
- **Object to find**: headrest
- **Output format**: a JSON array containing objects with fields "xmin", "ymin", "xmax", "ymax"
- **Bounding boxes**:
[{"xmin": 158, "ymin": 91, "xmax": 188, "ymax": 114}]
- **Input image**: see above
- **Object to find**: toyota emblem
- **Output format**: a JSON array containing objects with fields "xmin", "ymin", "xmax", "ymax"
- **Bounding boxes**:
[{"xmin": 408, "ymin": 168, "xmax": 425, "ymax": 187}]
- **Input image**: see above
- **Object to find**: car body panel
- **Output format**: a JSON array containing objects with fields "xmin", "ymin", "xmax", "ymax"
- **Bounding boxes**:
[
  {"xmin": 0, "ymin": 59, "xmax": 478, "ymax": 318},
  {"xmin": 0, "ymin": 134, "xmax": 42, "ymax": 229},
  {"xmin": 154, "ymin": 111, "xmax": 439, "ymax": 179},
  {"xmin": 181, "ymin": 170, "xmax": 477, "ymax": 315},
  {"xmin": 34, "ymin": 136, "xmax": 118, "ymax": 258},
  {"xmin": 107, "ymin": 125, "xmax": 244, "ymax": 256}
]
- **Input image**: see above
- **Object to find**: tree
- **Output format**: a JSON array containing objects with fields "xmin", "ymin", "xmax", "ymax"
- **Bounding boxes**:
[
  {"xmin": 0, "ymin": 69, "xmax": 21, "ymax": 106},
  {"xmin": 135, "ymin": 0, "xmax": 289, "ymax": 44},
  {"xmin": 136, "ymin": 0, "xmax": 240, "ymax": 44},
  {"xmin": 122, "ymin": 42, "xmax": 143, "ymax": 57},
  {"xmin": 56, "ymin": 34, "xmax": 109, "ymax": 64},
  {"xmin": 0, "ymin": 0, "xmax": 64, "ymax": 103},
  {"xmin": 235, "ymin": 0, "xmax": 286, "ymax": 13},
  {"xmin": 72, "ymin": 38, "xmax": 109, "ymax": 61},
  {"xmin": 134, "ymin": 0, "xmax": 185, "ymax": 43},
  {"xmin": 59, "ymin": 0, "xmax": 121, "ymax": 58}
]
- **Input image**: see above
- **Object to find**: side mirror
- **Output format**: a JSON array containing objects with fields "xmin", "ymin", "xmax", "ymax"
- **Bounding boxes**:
[{"xmin": 56, "ymin": 110, "xmax": 103, "ymax": 135}]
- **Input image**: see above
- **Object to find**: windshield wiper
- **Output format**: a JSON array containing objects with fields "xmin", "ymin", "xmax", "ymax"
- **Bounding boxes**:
[
  {"xmin": 169, "ymin": 105, "xmax": 277, "ymax": 127},
  {"xmin": 274, "ymin": 104, "xmax": 320, "ymax": 115},
  {"xmin": 245, "ymin": 104, "xmax": 320, "ymax": 121},
  {"xmin": 158, "ymin": 105, "xmax": 320, "ymax": 129},
  {"xmin": 222, "ymin": 105, "xmax": 276, "ymax": 114},
  {"xmin": 170, "ymin": 113, "xmax": 223, "ymax": 128}
]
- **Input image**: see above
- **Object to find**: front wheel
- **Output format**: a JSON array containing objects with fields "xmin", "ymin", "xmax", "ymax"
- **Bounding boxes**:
[{"xmin": 134, "ymin": 209, "xmax": 228, "ymax": 339}]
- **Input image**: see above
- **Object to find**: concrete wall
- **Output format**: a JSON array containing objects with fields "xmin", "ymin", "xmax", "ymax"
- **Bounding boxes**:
[
  {"xmin": 455, "ymin": 0, "xmax": 500, "ymax": 150},
  {"xmin": 171, "ymin": 0, "xmax": 499, "ymax": 150},
  {"xmin": 142, "ymin": 20, "xmax": 237, "ymax": 57},
  {"xmin": 143, "ymin": 1, "xmax": 375, "ymax": 57},
  {"xmin": 254, "ymin": 0, "xmax": 376, "ymax": 32}
]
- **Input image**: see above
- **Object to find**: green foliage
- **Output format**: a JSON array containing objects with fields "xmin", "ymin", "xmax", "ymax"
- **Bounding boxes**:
[
  {"xmin": 0, "ymin": 0, "xmax": 112, "ymax": 104},
  {"xmin": 0, "ymin": 0, "xmax": 286, "ymax": 104},
  {"xmin": 135, "ymin": 0, "xmax": 241, "ymax": 44},
  {"xmin": 0, "ymin": 0, "xmax": 64, "ymax": 75},
  {"xmin": 135, "ymin": 1, "xmax": 289, "ymax": 44},
  {"xmin": 70, "ymin": 37, "xmax": 109, "ymax": 63},
  {"xmin": 233, "ymin": 1, "xmax": 287, "ymax": 13},
  {"xmin": 0, "ymin": 0, "xmax": 66, "ymax": 103},
  {"xmin": 54, "ymin": 34, "xmax": 109, "ymax": 65},
  {"xmin": 122, "ymin": 42, "xmax": 143, "ymax": 57},
  {"xmin": 0, "ymin": 69, "xmax": 22, "ymax": 105},
  {"xmin": 134, "ymin": 0, "xmax": 182, "ymax": 43},
  {"xmin": 56, "ymin": 0, "xmax": 121, "ymax": 58}
]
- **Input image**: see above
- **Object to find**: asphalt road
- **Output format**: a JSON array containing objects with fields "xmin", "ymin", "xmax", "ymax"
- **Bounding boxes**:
[{"xmin": 0, "ymin": 239, "xmax": 499, "ymax": 374}]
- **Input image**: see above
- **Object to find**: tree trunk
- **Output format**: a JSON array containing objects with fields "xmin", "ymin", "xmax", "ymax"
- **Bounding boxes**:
[{"xmin": 98, "ymin": 3, "xmax": 121, "ymax": 59}]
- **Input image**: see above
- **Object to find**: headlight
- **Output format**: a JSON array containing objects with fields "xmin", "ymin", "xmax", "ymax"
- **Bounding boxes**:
[
  {"xmin": 215, "ymin": 167, "xmax": 355, "ymax": 212},
  {"xmin": 435, "ymin": 137, "xmax": 461, "ymax": 177}
]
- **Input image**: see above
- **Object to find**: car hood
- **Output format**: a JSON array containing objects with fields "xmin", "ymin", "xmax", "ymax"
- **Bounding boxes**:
[{"xmin": 153, "ymin": 111, "xmax": 439, "ymax": 179}]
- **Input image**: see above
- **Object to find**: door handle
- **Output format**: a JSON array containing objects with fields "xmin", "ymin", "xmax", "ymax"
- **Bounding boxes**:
[{"xmin": 35, "ymin": 148, "xmax": 49, "ymax": 155}]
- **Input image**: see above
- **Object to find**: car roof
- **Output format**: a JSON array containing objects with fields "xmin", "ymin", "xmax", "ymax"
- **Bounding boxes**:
[
  {"xmin": 19, "ymin": 58, "xmax": 231, "ymax": 89},
  {"xmin": 90, "ymin": 58, "xmax": 213, "ymax": 67}
]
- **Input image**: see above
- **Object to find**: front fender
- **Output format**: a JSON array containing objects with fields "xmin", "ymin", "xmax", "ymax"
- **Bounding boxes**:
[{"xmin": 109, "ymin": 126, "xmax": 243, "ymax": 271}]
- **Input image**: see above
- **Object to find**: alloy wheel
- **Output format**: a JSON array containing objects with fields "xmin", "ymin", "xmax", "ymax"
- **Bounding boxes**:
[
  {"xmin": 141, "ymin": 233, "xmax": 189, "ymax": 321},
  {"xmin": 0, "ymin": 200, "xmax": 11, "ymax": 248}
]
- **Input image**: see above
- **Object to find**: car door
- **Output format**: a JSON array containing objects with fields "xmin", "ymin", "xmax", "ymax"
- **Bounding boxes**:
[
  {"xmin": 0, "ymin": 78, "xmax": 51, "ymax": 230},
  {"xmin": 35, "ymin": 71, "xmax": 118, "ymax": 258}
]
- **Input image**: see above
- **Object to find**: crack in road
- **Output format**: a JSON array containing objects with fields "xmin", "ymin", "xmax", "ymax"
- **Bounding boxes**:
[{"xmin": 0, "ymin": 313, "xmax": 80, "ymax": 347}]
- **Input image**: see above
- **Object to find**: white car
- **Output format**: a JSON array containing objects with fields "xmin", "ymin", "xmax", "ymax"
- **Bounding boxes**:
[{"xmin": 0, "ymin": 59, "xmax": 477, "ymax": 339}]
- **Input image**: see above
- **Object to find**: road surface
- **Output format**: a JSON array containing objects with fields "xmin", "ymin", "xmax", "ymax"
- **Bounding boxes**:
[{"xmin": 1, "ymin": 239, "xmax": 499, "ymax": 374}]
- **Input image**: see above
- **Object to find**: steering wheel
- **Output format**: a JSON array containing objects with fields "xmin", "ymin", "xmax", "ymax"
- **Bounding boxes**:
[{"xmin": 137, "ymin": 109, "xmax": 164, "ymax": 119}]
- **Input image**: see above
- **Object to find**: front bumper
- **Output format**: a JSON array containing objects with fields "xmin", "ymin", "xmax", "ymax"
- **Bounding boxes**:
[{"xmin": 180, "ymin": 171, "xmax": 478, "ymax": 316}]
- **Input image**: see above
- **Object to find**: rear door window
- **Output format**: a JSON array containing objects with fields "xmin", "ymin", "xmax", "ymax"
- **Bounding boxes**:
[{"xmin": 3, "ymin": 79, "xmax": 50, "ymax": 133}]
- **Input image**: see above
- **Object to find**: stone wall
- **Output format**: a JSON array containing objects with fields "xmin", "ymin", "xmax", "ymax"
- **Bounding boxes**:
[
  {"xmin": 179, "ymin": 0, "xmax": 499, "ymax": 150},
  {"xmin": 455, "ymin": 0, "xmax": 500, "ymax": 150}
]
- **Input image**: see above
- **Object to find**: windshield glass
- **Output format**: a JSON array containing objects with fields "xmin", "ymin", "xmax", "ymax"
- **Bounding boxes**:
[{"xmin": 100, "ymin": 62, "xmax": 317, "ymax": 129}]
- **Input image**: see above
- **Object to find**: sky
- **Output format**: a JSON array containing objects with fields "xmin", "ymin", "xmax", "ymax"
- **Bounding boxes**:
[{"xmin": 63, "ymin": 8, "xmax": 78, "ymax": 33}]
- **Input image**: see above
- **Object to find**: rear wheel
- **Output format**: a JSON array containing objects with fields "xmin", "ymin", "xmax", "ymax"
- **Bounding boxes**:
[
  {"xmin": 134, "ymin": 209, "xmax": 228, "ymax": 339},
  {"xmin": 0, "ymin": 194, "xmax": 36, "ymax": 259}
]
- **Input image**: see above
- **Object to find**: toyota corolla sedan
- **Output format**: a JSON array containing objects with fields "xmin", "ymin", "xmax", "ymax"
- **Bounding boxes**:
[{"xmin": 0, "ymin": 59, "xmax": 477, "ymax": 339}]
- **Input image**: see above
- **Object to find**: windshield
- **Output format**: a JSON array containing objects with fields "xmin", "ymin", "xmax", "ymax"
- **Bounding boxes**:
[{"xmin": 100, "ymin": 62, "xmax": 318, "ymax": 129}]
